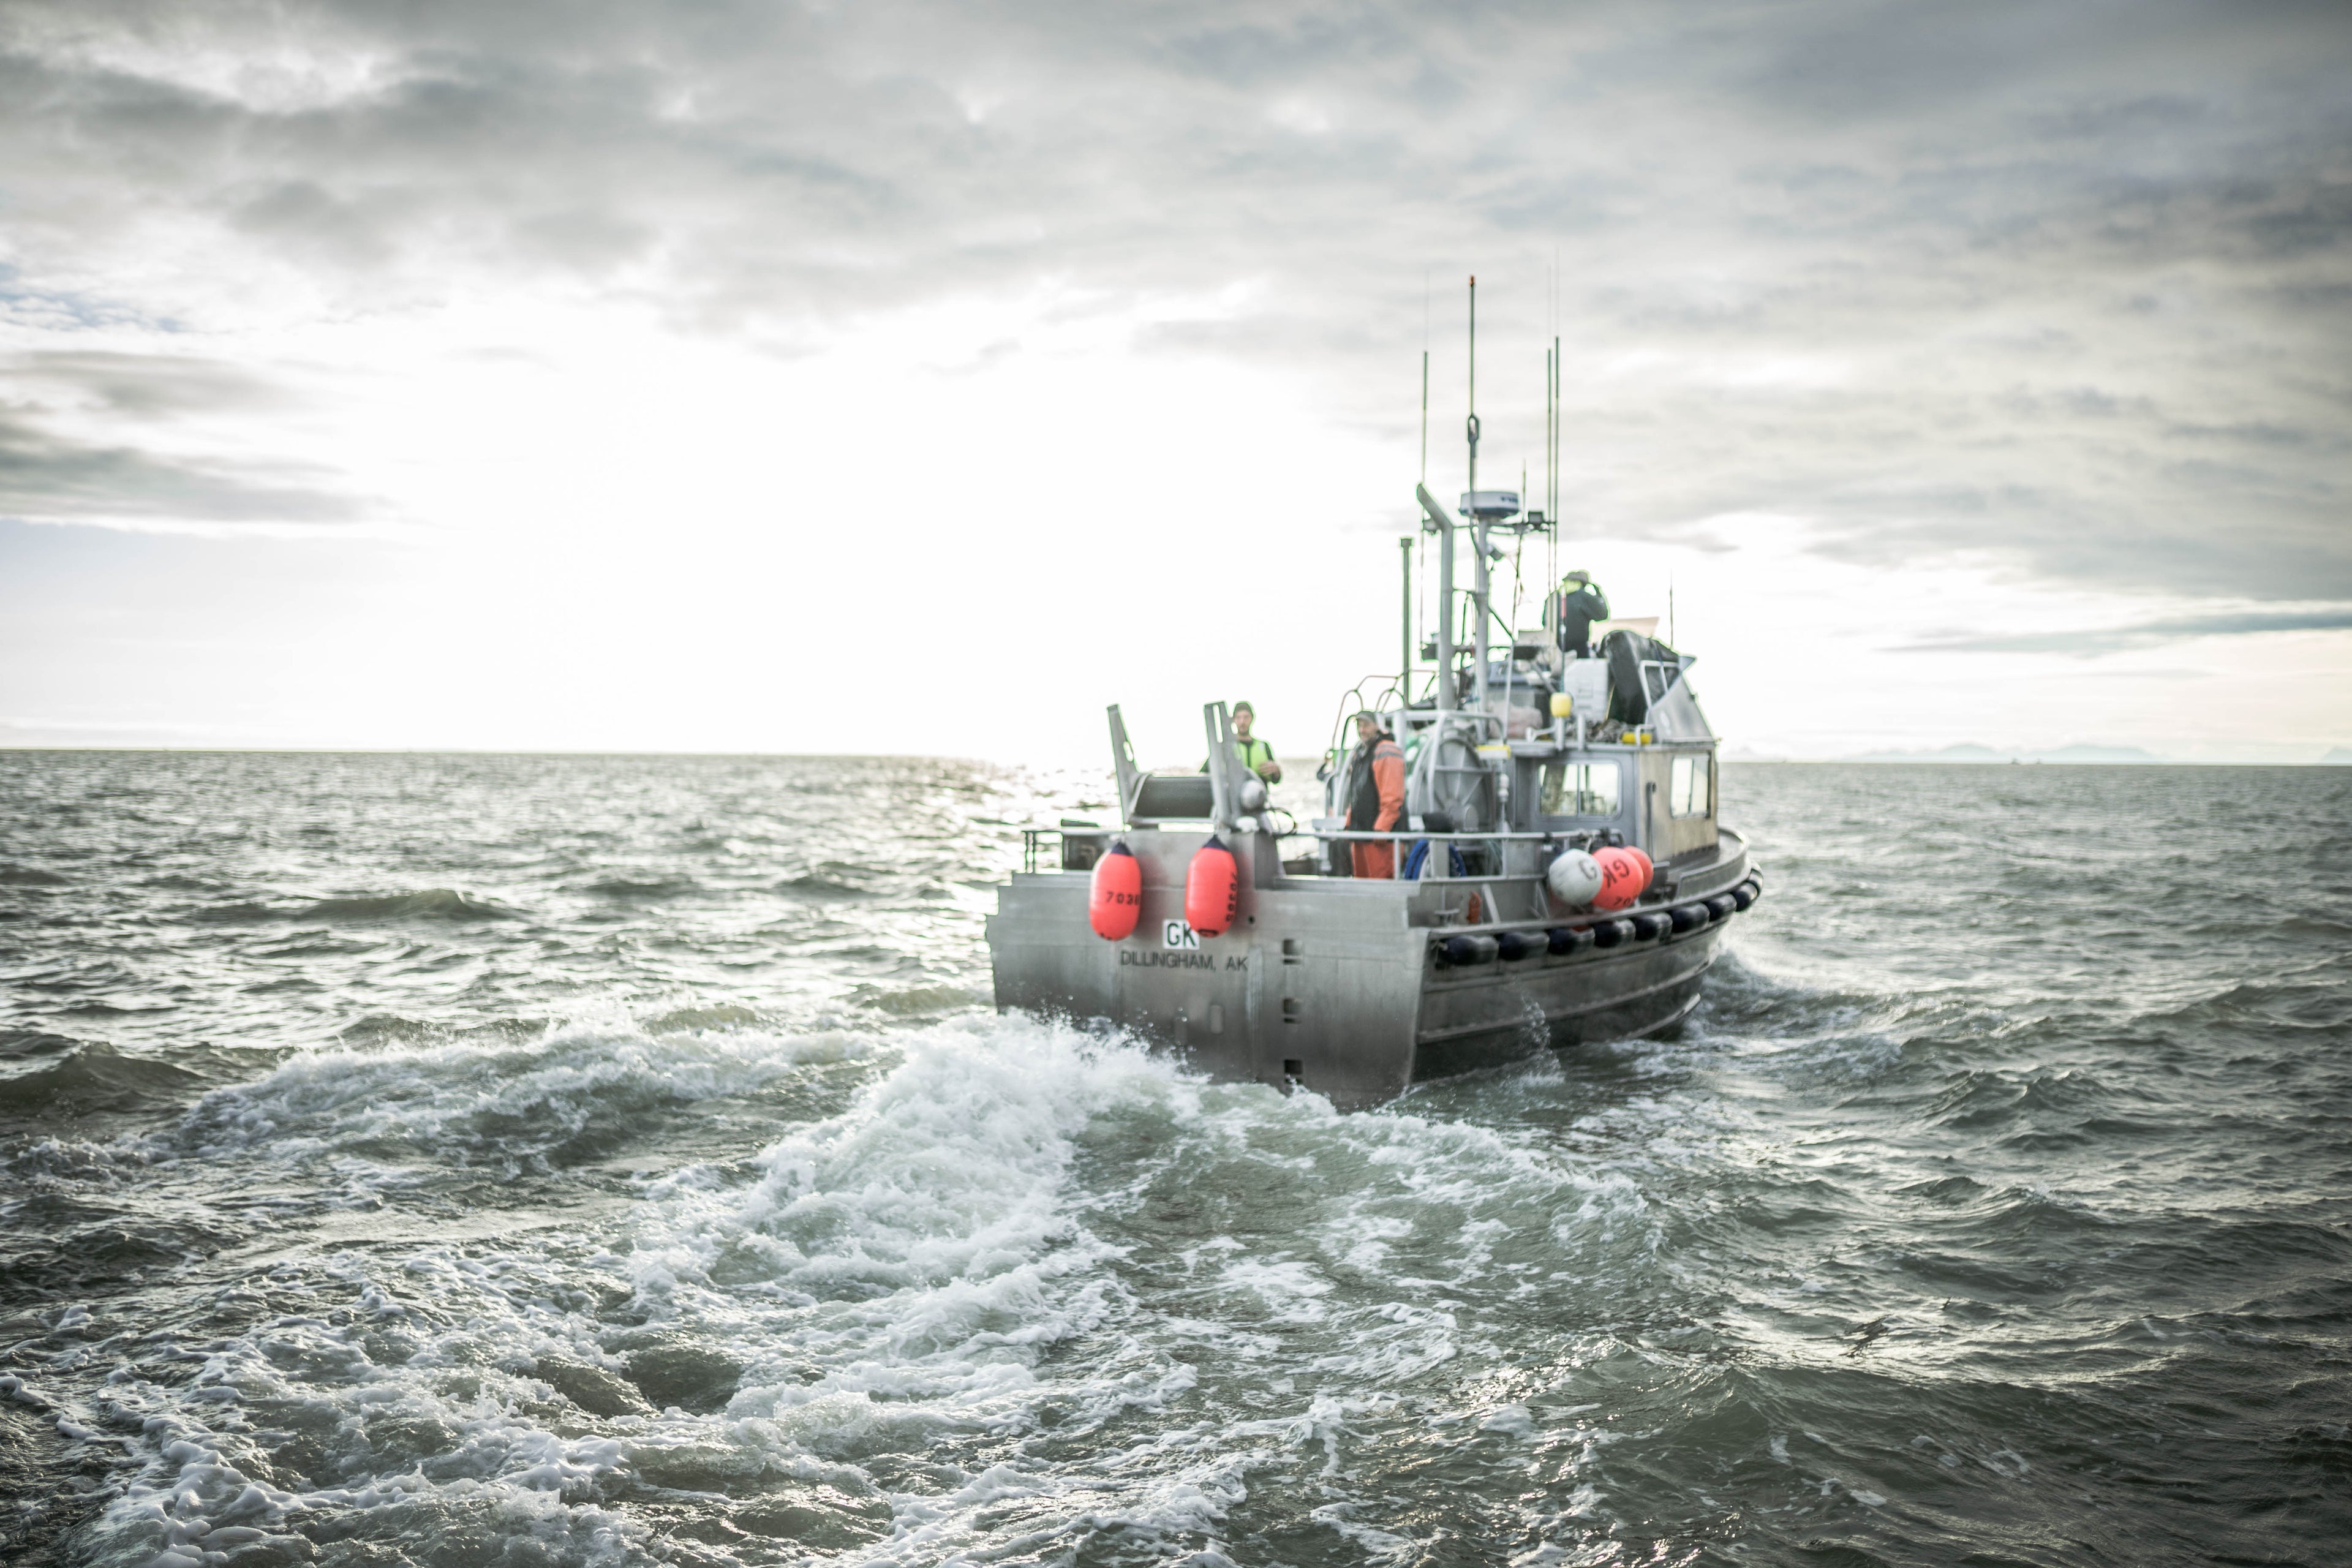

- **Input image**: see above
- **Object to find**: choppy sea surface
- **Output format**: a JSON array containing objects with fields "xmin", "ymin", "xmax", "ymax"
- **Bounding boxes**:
[{"xmin": 2, "ymin": 752, "xmax": 2348, "ymax": 1568}]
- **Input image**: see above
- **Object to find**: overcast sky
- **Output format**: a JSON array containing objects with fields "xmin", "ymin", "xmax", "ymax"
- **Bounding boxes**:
[{"xmin": 4, "ymin": 0, "xmax": 2348, "ymax": 763}]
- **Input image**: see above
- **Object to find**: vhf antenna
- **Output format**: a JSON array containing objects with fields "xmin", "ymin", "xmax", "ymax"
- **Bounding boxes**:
[{"xmin": 1466, "ymin": 275, "xmax": 1478, "ymax": 502}]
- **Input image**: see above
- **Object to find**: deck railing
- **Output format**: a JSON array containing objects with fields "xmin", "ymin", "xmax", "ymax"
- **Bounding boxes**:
[{"xmin": 1020, "ymin": 823, "xmax": 1621, "ymax": 883}]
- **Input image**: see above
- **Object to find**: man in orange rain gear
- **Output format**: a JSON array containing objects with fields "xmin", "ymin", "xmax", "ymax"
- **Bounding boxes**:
[{"xmin": 1346, "ymin": 712, "xmax": 1406, "ymax": 880}]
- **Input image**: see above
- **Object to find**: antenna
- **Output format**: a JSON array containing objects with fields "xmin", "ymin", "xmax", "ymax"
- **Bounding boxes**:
[
  {"xmin": 1544, "ymin": 344, "xmax": 1553, "ymax": 521},
  {"xmin": 1550, "ymin": 331, "xmax": 1561, "ymax": 590},
  {"xmin": 1421, "ymin": 270, "xmax": 1431, "ymax": 484},
  {"xmin": 1419, "ymin": 350, "xmax": 1429, "ymax": 485},
  {"xmin": 1545, "ymin": 341, "xmax": 1556, "ymax": 589},
  {"xmin": 1400, "ymin": 536, "xmax": 1412, "ymax": 703},
  {"xmin": 1466, "ymin": 276, "xmax": 1490, "ymax": 721},
  {"xmin": 1548, "ymin": 248, "xmax": 1562, "ymax": 590},
  {"xmin": 1551, "ymin": 334, "xmax": 1562, "ymax": 534},
  {"xmin": 1466, "ymin": 276, "xmax": 1478, "ymax": 500}
]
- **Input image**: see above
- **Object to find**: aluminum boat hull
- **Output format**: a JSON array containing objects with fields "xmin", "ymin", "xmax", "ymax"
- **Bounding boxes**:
[{"xmin": 987, "ymin": 830, "xmax": 1750, "ymax": 1110}]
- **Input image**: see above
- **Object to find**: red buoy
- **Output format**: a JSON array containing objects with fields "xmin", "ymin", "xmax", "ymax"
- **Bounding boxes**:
[
  {"xmin": 1088, "ymin": 840, "xmax": 1142, "ymax": 940},
  {"xmin": 1185, "ymin": 835, "xmax": 1239, "ymax": 937},
  {"xmin": 1592, "ymin": 846, "xmax": 1652, "ymax": 911}
]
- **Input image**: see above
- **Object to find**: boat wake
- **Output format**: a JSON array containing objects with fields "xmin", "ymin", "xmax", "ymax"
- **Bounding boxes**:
[{"xmin": 42, "ymin": 1009, "xmax": 1698, "ymax": 1567}]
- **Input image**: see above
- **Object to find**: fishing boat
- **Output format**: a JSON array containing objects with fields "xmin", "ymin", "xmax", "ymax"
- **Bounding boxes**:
[{"xmin": 986, "ymin": 287, "xmax": 1758, "ymax": 1109}]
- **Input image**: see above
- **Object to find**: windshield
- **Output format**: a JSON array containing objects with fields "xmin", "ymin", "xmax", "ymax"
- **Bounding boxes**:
[{"xmin": 1541, "ymin": 760, "xmax": 1623, "ymax": 818}]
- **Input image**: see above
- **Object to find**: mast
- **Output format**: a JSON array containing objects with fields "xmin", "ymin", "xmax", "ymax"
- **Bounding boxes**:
[
  {"xmin": 1400, "ymin": 536, "xmax": 1412, "ymax": 703},
  {"xmin": 1415, "ymin": 349, "xmax": 1427, "ymax": 705},
  {"xmin": 1471, "ymin": 521, "xmax": 1491, "ymax": 725},
  {"xmin": 1544, "ymin": 341, "xmax": 1557, "ymax": 590},
  {"xmin": 1417, "ymin": 481, "xmax": 1455, "ymax": 714},
  {"xmin": 1467, "ymin": 276, "xmax": 1477, "ymax": 502},
  {"xmin": 1467, "ymin": 276, "xmax": 1490, "ymax": 724}
]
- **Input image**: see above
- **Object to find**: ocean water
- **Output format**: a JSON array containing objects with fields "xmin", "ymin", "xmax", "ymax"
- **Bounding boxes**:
[{"xmin": 2, "ymin": 752, "xmax": 2348, "ymax": 1568}]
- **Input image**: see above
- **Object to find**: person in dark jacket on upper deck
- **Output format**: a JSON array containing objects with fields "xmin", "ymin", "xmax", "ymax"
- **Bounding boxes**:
[
  {"xmin": 1547, "ymin": 570, "xmax": 1610, "ymax": 657},
  {"xmin": 1346, "ymin": 712, "xmax": 1406, "ymax": 880}
]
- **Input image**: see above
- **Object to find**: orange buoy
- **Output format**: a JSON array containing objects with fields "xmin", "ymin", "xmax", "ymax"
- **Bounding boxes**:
[
  {"xmin": 1185, "ymin": 835, "xmax": 1239, "ymax": 937},
  {"xmin": 1088, "ymin": 839, "xmax": 1142, "ymax": 940},
  {"xmin": 1592, "ymin": 846, "xmax": 1652, "ymax": 911}
]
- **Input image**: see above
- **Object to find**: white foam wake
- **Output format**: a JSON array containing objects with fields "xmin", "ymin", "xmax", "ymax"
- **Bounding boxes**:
[{"xmin": 72, "ymin": 1012, "xmax": 1668, "ymax": 1566}]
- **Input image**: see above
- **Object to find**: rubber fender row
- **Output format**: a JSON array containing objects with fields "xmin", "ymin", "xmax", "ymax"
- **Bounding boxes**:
[{"xmin": 1437, "ymin": 876, "xmax": 1762, "ymax": 967}]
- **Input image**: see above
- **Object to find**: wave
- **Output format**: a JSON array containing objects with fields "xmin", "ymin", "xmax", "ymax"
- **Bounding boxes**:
[
  {"xmin": 62, "ymin": 1020, "xmax": 1196, "ymax": 1564},
  {"xmin": 851, "ymin": 983, "xmax": 982, "ymax": 1016},
  {"xmin": 583, "ymin": 875, "xmax": 704, "ymax": 901},
  {"xmin": 300, "ymin": 889, "xmax": 517, "ymax": 922},
  {"xmin": 76, "ymin": 1016, "xmax": 1664, "ymax": 1566},
  {"xmin": 168, "ymin": 1019, "xmax": 862, "ymax": 1175},
  {"xmin": 1926, "ymin": 1066, "xmax": 2127, "ymax": 1128},
  {"xmin": 2146, "ymin": 963, "xmax": 2352, "ymax": 1037},
  {"xmin": 0, "ymin": 1032, "xmax": 202, "ymax": 1119},
  {"xmin": 185, "ymin": 900, "xmax": 281, "ymax": 924},
  {"xmin": 776, "ymin": 873, "xmax": 875, "ymax": 900},
  {"xmin": 183, "ymin": 888, "xmax": 519, "ymax": 925},
  {"xmin": 644, "ymin": 1004, "xmax": 763, "ymax": 1033},
  {"xmin": 333, "ymin": 1012, "xmax": 546, "ymax": 1052}
]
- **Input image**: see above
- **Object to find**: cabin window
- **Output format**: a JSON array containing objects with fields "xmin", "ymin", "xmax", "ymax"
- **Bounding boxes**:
[
  {"xmin": 1541, "ymin": 760, "xmax": 1622, "ymax": 817},
  {"xmin": 1670, "ymin": 755, "xmax": 1711, "ymax": 818}
]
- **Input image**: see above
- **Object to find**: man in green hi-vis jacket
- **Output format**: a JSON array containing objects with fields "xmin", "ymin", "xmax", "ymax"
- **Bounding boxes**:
[{"xmin": 1203, "ymin": 700, "xmax": 1282, "ymax": 783}]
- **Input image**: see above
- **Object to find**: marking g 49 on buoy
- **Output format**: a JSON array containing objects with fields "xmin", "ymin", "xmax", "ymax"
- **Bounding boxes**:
[
  {"xmin": 1185, "ymin": 834, "xmax": 1240, "ymax": 937},
  {"xmin": 1088, "ymin": 839, "xmax": 1142, "ymax": 940}
]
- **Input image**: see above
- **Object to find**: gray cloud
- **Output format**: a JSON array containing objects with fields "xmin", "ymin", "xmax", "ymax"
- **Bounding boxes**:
[
  {"xmin": 3, "ymin": 350, "xmax": 288, "ymax": 416},
  {"xmin": 0, "ymin": 352, "xmax": 369, "ymax": 525},
  {"xmin": 0, "ymin": 0, "xmax": 2346, "ymax": 597},
  {"xmin": 0, "ymin": 412, "xmax": 370, "ymax": 525},
  {"xmin": 1898, "ymin": 606, "xmax": 2352, "ymax": 655}
]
